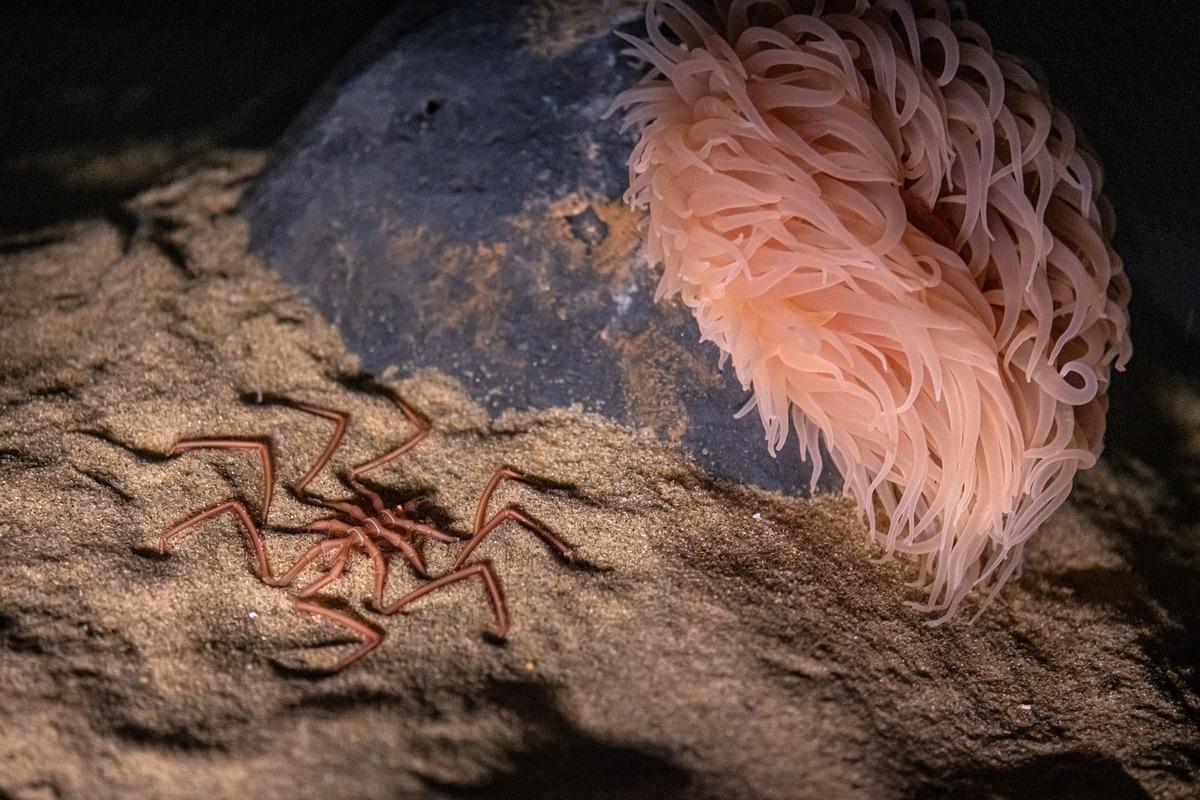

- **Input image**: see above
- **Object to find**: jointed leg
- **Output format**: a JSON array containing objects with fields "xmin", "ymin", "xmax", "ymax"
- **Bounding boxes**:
[
  {"xmin": 158, "ymin": 500, "xmax": 275, "ymax": 580},
  {"xmin": 471, "ymin": 467, "xmax": 527, "ymax": 537},
  {"xmin": 374, "ymin": 563, "xmax": 510, "ymax": 639},
  {"xmin": 452, "ymin": 507, "xmax": 573, "ymax": 571},
  {"xmin": 294, "ymin": 542, "xmax": 352, "ymax": 598},
  {"xmin": 291, "ymin": 598, "xmax": 382, "ymax": 672},
  {"xmin": 357, "ymin": 531, "xmax": 390, "ymax": 607},
  {"xmin": 284, "ymin": 402, "xmax": 349, "ymax": 494},
  {"xmin": 381, "ymin": 514, "xmax": 458, "ymax": 543},
  {"xmin": 306, "ymin": 497, "xmax": 369, "ymax": 522},
  {"xmin": 349, "ymin": 391, "xmax": 430, "ymax": 479},
  {"xmin": 351, "ymin": 479, "xmax": 388, "ymax": 515},
  {"xmin": 370, "ymin": 526, "xmax": 429, "ymax": 578},
  {"xmin": 263, "ymin": 538, "xmax": 347, "ymax": 590},
  {"xmin": 169, "ymin": 439, "xmax": 274, "ymax": 519}
]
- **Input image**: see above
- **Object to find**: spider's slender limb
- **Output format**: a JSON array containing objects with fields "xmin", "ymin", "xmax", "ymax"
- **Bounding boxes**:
[
  {"xmin": 374, "ymin": 562, "xmax": 510, "ymax": 639},
  {"xmin": 452, "ymin": 507, "xmax": 573, "ymax": 571},
  {"xmin": 370, "ymin": 526, "xmax": 429, "ymax": 579},
  {"xmin": 470, "ymin": 466, "xmax": 527, "ymax": 536},
  {"xmin": 349, "ymin": 391, "xmax": 430, "ymax": 480},
  {"xmin": 358, "ymin": 532, "xmax": 390, "ymax": 607},
  {"xmin": 282, "ymin": 402, "xmax": 349, "ymax": 494},
  {"xmin": 169, "ymin": 439, "xmax": 274, "ymax": 519},
  {"xmin": 306, "ymin": 497, "xmax": 369, "ymax": 522},
  {"xmin": 380, "ymin": 513, "xmax": 458, "ymax": 543},
  {"xmin": 158, "ymin": 500, "xmax": 276, "ymax": 580},
  {"xmin": 291, "ymin": 598, "xmax": 382, "ymax": 672},
  {"xmin": 351, "ymin": 479, "xmax": 388, "ymax": 515},
  {"xmin": 264, "ymin": 538, "xmax": 347, "ymax": 590},
  {"xmin": 294, "ymin": 542, "xmax": 352, "ymax": 598}
]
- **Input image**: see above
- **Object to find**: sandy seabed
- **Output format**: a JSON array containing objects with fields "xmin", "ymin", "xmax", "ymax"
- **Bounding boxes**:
[{"xmin": 0, "ymin": 154, "xmax": 1196, "ymax": 799}]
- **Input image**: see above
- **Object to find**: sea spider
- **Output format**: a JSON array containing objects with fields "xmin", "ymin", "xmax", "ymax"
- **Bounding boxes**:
[{"xmin": 156, "ymin": 385, "xmax": 574, "ymax": 671}]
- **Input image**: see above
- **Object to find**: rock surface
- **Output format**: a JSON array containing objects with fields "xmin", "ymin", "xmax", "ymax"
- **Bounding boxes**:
[
  {"xmin": 243, "ymin": 0, "xmax": 821, "ymax": 495},
  {"xmin": 0, "ymin": 157, "xmax": 1197, "ymax": 799}
]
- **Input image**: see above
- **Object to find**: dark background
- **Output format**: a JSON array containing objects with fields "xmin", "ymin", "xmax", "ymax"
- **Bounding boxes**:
[
  {"xmin": 3, "ymin": 0, "xmax": 1195, "ymax": 490},
  {"xmin": 1, "ymin": 1, "xmax": 1196, "ymax": 344},
  {"xmin": 0, "ymin": 0, "xmax": 395, "ymax": 234}
]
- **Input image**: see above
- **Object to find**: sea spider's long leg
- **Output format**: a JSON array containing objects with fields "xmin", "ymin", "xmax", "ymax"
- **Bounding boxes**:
[
  {"xmin": 367, "ymin": 524, "xmax": 429, "ymax": 579},
  {"xmin": 284, "ymin": 402, "xmax": 349, "ymax": 494},
  {"xmin": 374, "ymin": 563, "xmax": 510, "ymax": 639},
  {"xmin": 305, "ymin": 497, "xmax": 369, "ymax": 522},
  {"xmin": 470, "ymin": 467, "xmax": 527, "ymax": 536},
  {"xmin": 381, "ymin": 515, "xmax": 458, "ymax": 544},
  {"xmin": 294, "ymin": 541, "xmax": 353, "ymax": 598},
  {"xmin": 357, "ymin": 530, "xmax": 390, "ymax": 607},
  {"xmin": 169, "ymin": 439, "xmax": 273, "ymax": 519},
  {"xmin": 349, "ymin": 390, "xmax": 430, "ymax": 480},
  {"xmin": 291, "ymin": 598, "xmax": 382, "ymax": 672},
  {"xmin": 263, "ymin": 538, "xmax": 347, "ymax": 590},
  {"xmin": 452, "ymin": 507, "xmax": 573, "ymax": 572},
  {"xmin": 350, "ymin": 480, "xmax": 388, "ymax": 514},
  {"xmin": 158, "ymin": 500, "xmax": 275, "ymax": 580},
  {"xmin": 294, "ymin": 517, "xmax": 403, "ymax": 600}
]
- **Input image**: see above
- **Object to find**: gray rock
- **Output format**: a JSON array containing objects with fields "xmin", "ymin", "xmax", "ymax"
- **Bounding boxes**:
[{"xmin": 243, "ymin": 0, "xmax": 822, "ymax": 495}]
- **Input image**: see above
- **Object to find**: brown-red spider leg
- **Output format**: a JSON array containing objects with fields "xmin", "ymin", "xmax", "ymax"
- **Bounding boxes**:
[
  {"xmin": 451, "ymin": 507, "xmax": 573, "ymax": 571},
  {"xmin": 470, "ymin": 466, "xmax": 527, "ymax": 536},
  {"xmin": 294, "ymin": 540, "xmax": 353, "ymax": 598},
  {"xmin": 356, "ymin": 530, "xmax": 390, "ymax": 607},
  {"xmin": 291, "ymin": 597, "xmax": 382, "ymax": 672},
  {"xmin": 169, "ymin": 439, "xmax": 274, "ymax": 519},
  {"xmin": 379, "ymin": 512, "xmax": 458, "ymax": 543},
  {"xmin": 285, "ymin": 402, "xmax": 349, "ymax": 495},
  {"xmin": 375, "ymin": 563, "xmax": 510, "ymax": 639},
  {"xmin": 263, "ymin": 538, "xmax": 347, "ymax": 590},
  {"xmin": 158, "ymin": 500, "xmax": 275, "ymax": 580},
  {"xmin": 307, "ymin": 518, "xmax": 354, "ymax": 534},
  {"xmin": 368, "ymin": 526, "xmax": 429, "ymax": 579},
  {"xmin": 308, "ymin": 498, "xmax": 369, "ymax": 522},
  {"xmin": 350, "ymin": 479, "xmax": 389, "ymax": 514},
  {"xmin": 348, "ymin": 393, "xmax": 430, "ymax": 480}
]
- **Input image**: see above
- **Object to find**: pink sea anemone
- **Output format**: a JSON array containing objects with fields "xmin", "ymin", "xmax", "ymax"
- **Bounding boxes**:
[{"xmin": 610, "ymin": 0, "xmax": 1132, "ymax": 619}]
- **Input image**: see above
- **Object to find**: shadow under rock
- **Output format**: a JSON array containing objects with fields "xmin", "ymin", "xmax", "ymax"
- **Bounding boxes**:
[
  {"xmin": 914, "ymin": 750, "xmax": 1153, "ymax": 800},
  {"xmin": 422, "ymin": 680, "xmax": 692, "ymax": 800},
  {"xmin": 1093, "ymin": 308, "xmax": 1200, "ymax": 711}
]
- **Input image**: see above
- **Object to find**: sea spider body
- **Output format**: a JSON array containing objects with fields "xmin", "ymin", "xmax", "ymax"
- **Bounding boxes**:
[{"xmin": 156, "ymin": 387, "xmax": 574, "ymax": 672}]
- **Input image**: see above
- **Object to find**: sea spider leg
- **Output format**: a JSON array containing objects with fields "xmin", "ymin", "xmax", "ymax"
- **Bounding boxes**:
[
  {"xmin": 169, "ymin": 439, "xmax": 273, "ymax": 519},
  {"xmin": 326, "ymin": 500, "xmax": 370, "ymax": 521},
  {"xmin": 358, "ymin": 529, "xmax": 390, "ymax": 607},
  {"xmin": 452, "ymin": 507, "xmax": 573, "ymax": 571},
  {"xmin": 381, "ymin": 515, "xmax": 458, "ymax": 544},
  {"xmin": 291, "ymin": 598, "xmax": 382, "ymax": 672},
  {"xmin": 374, "ymin": 563, "xmax": 510, "ymax": 639},
  {"xmin": 350, "ymin": 479, "xmax": 389, "ymax": 515},
  {"xmin": 471, "ymin": 466, "xmax": 527, "ymax": 536},
  {"xmin": 367, "ymin": 525, "xmax": 430, "ymax": 579},
  {"xmin": 294, "ymin": 540, "xmax": 353, "ymax": 598},
  {"xmin": 263, "ymin": 538, "xmax": 347, "ymax": 590},
  {"xmin": 450, "ymin": 466, "xmax": 572, "ymax": 571},
  {"xmin": 349, "ymin": 390, "xmax": 430, "ymax": 480},
  {"xmin": 282, "ymin": 402, "xmax": 349, "ymax": 494},
  {"xmin": 158, "ymin": 500, "xmax": 275, "ymax": 580}
]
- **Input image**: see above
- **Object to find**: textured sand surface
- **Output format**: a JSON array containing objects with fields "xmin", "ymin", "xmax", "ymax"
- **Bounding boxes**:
[{"xmin": 0, "ymin": 156, "xmax": 1197, "ymax": 799}]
